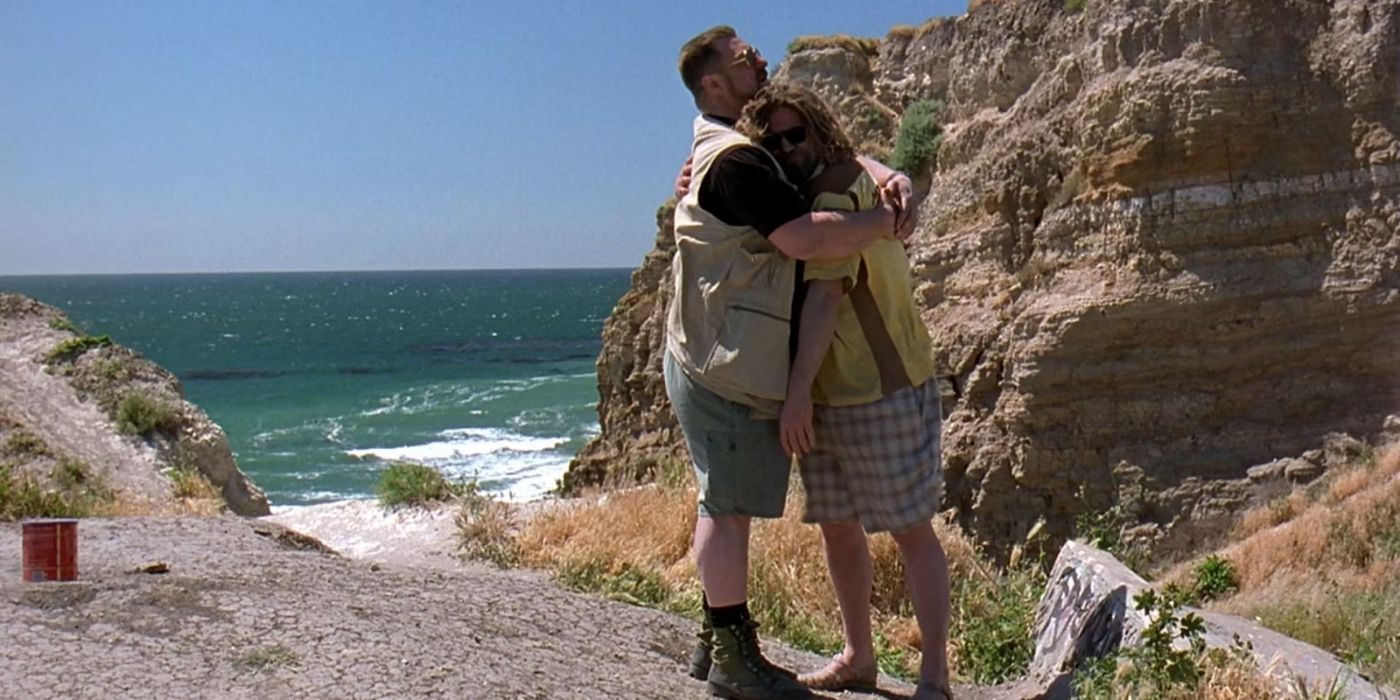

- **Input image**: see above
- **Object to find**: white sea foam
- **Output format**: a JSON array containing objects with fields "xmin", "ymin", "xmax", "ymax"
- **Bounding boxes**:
[{"xmin": 344, "ymin": 427, "xmax": 572, "ymax": 502}]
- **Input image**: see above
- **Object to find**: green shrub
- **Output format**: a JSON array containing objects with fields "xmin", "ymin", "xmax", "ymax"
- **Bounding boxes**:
[
  {"xmin": 234, "ymin": 644, "xmax": 299, "ymax": 672},
  {"xmin": 45, "ymin": 335, "xmax": 112, "ymax": 364},
  {"xmin": 376, "ymin": 461, "xmax": 466, "ymax": 508},
  {"xmin": 47, "ymin": 316, "xmax": 80, "ymax": 333},
  {"xmin": 889, "ymin": 100, "xmax": 944, "ymax": 176},
  {"xmin": 0, "ymin": 463, "xmax": 92, "ymax": 520},
  {"xmin": 951, "ymin": 561, "xmax": 1046, "ymax": 684},
  {"xmin": 1075, "ymin": 586, "xmax": 1208, "ymax": 698},
  {"xmin": 1191, "ymin": 555, "xmax": 1238, "ymax": 602},
  {"xmin": 116, "ymin": 392, "xmax": 182, "ymax": 438},
  {"xmin": 1065, "ymin": 0, "xmax": 1087, "ymax": 12},
  {"xmin": 3, "ymin": 430, "xmax": 50, "ymax": 458}
]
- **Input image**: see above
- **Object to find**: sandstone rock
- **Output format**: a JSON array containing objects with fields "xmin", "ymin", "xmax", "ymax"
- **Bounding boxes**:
[
  {"xmin": 1246, "ymin": 459, "xmax": 1289, "ymax": 482},
  {"xmin": 1321, "ymin": 432, "xmax": 1371, "ymax": 469},
  {"xmin": 1029, "ymin": 541, "xmax": 1149, "ymax": 685},
  {"xmin": 562, "ymin": 203, "xmax": 687, "ymax": 493},
  {"xmin": 0, "ymin": 293, "xmax": 269, "ymax": 516},
  {"xmin": 1284, "ymin": 458, "xmax": 1326, "ymax": 484}
]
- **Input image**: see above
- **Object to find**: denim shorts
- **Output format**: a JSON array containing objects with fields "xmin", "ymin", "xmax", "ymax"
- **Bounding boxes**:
[{"xmin": 663, "ymin": 351, "xmax": 790, "ymax": 518}]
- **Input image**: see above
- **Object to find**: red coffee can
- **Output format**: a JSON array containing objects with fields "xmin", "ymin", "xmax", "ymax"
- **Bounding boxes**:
[{"xmin": 21, "ymin": 518, "xmax": 79, "ymax": 582}]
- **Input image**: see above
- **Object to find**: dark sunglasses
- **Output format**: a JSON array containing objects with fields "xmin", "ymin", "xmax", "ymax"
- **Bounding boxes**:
[
  {"xmin": 730, "ymin": 45, "xmax": 762, "ymax": 67},
  {"xmin": 761, "ymin": 125, "xmax": 807, "ymax": 152}
]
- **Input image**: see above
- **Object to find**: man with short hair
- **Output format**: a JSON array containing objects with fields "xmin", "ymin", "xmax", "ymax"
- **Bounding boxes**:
[{"xmin": 667, "ymin": 25, "xmax": 916, "ymax": 700}]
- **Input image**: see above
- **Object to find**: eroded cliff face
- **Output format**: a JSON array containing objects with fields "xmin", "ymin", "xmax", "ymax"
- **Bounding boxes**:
[
  {"xmin": 569, "ymin": 0, "xmax": 1400, "ymax": 554},
  {"xmin": 0, "ymin": 294, "xmax": 270, "ymax": 516},
  {"xmin": 562, "ymin": 204, "xmax": 686, "ymax": 492}
]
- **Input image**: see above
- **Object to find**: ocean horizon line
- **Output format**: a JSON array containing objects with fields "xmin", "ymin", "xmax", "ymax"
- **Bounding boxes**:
[{"xmin": 0, "ymin": 266, "xmax": 636, "ymax": 280}]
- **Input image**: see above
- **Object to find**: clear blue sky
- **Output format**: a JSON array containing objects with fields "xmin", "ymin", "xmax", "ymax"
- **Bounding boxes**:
[{"xmin": 0, "ymin": 1, "xmax": 965, "ymax": 275}]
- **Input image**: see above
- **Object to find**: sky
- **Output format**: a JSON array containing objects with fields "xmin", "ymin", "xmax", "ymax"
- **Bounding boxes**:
[{"xmin": 0, "ymin": 0, "xmax": 967, "ymax": 275}]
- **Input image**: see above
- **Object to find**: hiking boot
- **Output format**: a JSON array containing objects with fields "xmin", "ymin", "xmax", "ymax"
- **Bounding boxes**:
[
  {"xmin": 706, "ymin": 620, "xmax": 812, "ymax": 700},
  {"xmin": 690, "ymin": 619, "xmax": 796, "ymax": 682},
  {"xmin": 689, "ymin": 622, "xmax": 713, "ymax": 680}
]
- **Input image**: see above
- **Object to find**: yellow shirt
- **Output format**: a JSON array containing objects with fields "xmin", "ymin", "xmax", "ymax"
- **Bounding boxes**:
[{"xmin": 803, "ymin": 169, "xmax": 935, "ymax": 406}]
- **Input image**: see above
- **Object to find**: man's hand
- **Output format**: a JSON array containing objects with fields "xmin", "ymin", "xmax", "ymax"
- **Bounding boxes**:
[
  {"xmin": 881, "ymin": 173, "xmax": 918, "ymax": 241},
  {"xmin": 780, "ymin": 388, "xmax": 815, "ymax": 458},
  {"xmin": 674, "ymin": 156, "xmax": 694, "ymax": 199}
]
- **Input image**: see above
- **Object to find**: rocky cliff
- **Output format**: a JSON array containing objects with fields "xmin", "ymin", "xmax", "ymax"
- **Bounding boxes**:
[
  {"xmin": 0, "ymin": 293, "xmax": 269, "ymax": 516},
  {"xmin": 568, "ymin": 0, "xmax": 1400, "ymax": 555}
]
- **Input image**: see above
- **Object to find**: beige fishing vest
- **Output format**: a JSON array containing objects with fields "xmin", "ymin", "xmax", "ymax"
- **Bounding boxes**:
[{"xmin": 666, "ymin": 115, "xmax": 796, "ymax": 408}]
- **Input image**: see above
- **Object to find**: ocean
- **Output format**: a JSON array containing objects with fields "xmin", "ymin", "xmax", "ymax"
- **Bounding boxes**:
[{"xmin": 0, "ymin": 269, "xmax": 633, "ymax": 507}]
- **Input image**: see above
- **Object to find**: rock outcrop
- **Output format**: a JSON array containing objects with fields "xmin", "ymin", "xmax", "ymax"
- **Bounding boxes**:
[
  {"xmin": 562, "ymin": 203, "xmax": 687, "ymax": 492},
  {"xmin": 568, "ymin": 0, "xmax": 1400, "ymax": 556},
  {"xmin": 0, "ymin": 294, "xmax": 269, "ymax": 516},
  {"xmin": 1030, "ymin": 541, "xmax": 1390, "ymax": 700}
]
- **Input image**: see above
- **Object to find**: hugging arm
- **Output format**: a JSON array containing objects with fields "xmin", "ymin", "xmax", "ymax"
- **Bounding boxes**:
[
  {"xmin": 856, "ymin": 155, "xmax": 918, "ymax": 240},
  {"xmin": 780, "ymin": 278, "xmax": 845, "ymax": 457},
  {"xmin": 767, "ymin": 207, "xmax": 894, "ymax": 261}
]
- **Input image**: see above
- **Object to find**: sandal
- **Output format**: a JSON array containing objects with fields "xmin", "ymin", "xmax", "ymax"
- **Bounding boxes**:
[
  {"xmin": 911, "ymin": 679, "xmax": 954, "ymax": 700},
  {"xmin": 796, "ymin": 655, "xmax": 878, "ymax": 691}
]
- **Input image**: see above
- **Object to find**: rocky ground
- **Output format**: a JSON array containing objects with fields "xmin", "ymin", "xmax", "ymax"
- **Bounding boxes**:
[{"xmin": 0, "ymin": 516, "xmax": 941, "ymax": 699}]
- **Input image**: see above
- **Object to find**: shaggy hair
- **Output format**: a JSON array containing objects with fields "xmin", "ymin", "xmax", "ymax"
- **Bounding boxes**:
[
  {"xmin": 678, "ymin": 26, "xmax": 736, "ymax": 99},
  {"xmin": 738, "ymin": 82, "xmax": 855, "ymax": 167}
]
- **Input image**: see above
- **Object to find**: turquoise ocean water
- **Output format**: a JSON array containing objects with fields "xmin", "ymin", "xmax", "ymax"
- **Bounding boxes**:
[{"xmin": 0, "ymin": 270, "xmax": 632, "ymax": 507}]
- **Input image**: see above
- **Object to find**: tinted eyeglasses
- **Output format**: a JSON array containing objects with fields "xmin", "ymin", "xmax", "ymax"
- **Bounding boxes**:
[
  {"xmin": 730, "ymin": 45, "xmax": 762, "ymax": 67},
  {"xmin": 761, "ymin": 125, "xmax": 807, "ymax": 152}
]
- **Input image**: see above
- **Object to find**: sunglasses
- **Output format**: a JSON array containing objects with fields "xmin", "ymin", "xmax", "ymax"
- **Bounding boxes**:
[
  {"xmin": 761, "ymin": 125, "xmax": 807, "ymax": 152},
  {"xmin": 730, "ymin": 45, "xmax": 762, "ymax": 67}
]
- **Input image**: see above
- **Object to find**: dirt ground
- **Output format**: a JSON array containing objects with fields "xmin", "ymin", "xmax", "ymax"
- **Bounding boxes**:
[{"xmin": 1, "ymin": 516, "xmax": 944, "ymax": 699}]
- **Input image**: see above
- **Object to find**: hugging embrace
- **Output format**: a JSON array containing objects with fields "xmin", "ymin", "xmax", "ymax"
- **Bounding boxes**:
[{"xmin": 662, "ymin": 25, "xmax": 954, "ymax": 700}]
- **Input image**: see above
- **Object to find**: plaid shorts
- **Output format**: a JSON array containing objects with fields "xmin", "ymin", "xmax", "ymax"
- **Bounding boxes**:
[{"xmin": 798, "ymin": 380, "xmax": 943, "ymax": 533}]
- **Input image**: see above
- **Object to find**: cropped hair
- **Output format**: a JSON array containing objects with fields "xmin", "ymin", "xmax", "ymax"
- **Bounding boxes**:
[
  {"xmin": 737, "ymin": 82, "xmax": 854, "ymax": 167},
  {"xmin": 678, "ymin": 25, "xmax": 736, "ymax": 99}
]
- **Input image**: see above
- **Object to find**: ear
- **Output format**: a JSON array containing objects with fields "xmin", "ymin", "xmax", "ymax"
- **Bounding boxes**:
[{"xmin": 700, "ymin": 73, "xmax": 725, "ymax": 97}]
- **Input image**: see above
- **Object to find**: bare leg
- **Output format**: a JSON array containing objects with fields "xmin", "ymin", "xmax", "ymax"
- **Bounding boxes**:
[
  {"xmin": 890, "ymin": 521, "xmax": 951, "ymax": 685},
  {"xmin": 694, "ymin": 515, "xmax": 751, "ymax": 606},
  {"xmin": 819, "ymin": 520, "xmax": 877, "ymax": 670}
]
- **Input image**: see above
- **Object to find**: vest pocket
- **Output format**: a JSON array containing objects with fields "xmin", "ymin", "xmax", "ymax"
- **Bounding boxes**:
[{"xmin": 701, "ymin": 305, "xmax": 791, "ymax": 400}]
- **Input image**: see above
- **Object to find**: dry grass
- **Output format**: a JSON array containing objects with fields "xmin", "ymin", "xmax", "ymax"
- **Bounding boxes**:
[
  {"xmin": 1170, "ymin": 444, "xmax": 1400, "ymax": 688},
  {"xmin": 786, "ymin": 34, "xmax": 879, "ymax": 58},
  {"xmin": 511, "ymin": 470, "xmax": 1029, "ymax": 681},
  {"xmin": 886, "ymin": 18, "xmax": 950, "ymax": 42},
  {"xmin": 456, "ymin": 484, "xmax": 522, "ymax": 568}
]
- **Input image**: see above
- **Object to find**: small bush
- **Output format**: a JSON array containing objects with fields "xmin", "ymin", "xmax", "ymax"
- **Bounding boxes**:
[
  {"xmin": 234, "ymin": 644, "xmax": 299, "ymax": 672},
  {"xmin": 376, "ymin": 461, "xmax": 465, "ymax": 508},
  {"xmin": 0, "ymin": 463, "xmax": 92, "ymax": 520},
  {"xmin": 1075, "ymin": 586, "xmax": 1208, "ymax": 698},
  {"xmin": 951, "ymin": 561, "xmax": 1046, "ymax": 684},
  {"xmin": 1065, "ymin": 0, "xmax": 1087, "ymax": 12},
  {"xmin": 889, "ymin": 100, "xmax": 944, "ymax": 177},
  {"xmin": 1191, "ymin": 555, "xmax": 1238, "ymax": 602},
  {"xmin": 52, "ymin": 458, "xmax": 92, "ymax": 491},
  {"xmin": 3, "ymin": 430, "xmax": 51, "ymax": 458},
  {"xmin": 47, "ymin": 316, "xmax": 80, "ymax": 333},
  {"xmin": 116, "ymin": 392, "xmax": 181, "ymax": 438},
  {"xmin": 45, "ymin": 334, "xmax": 112, "ymax": 364}
]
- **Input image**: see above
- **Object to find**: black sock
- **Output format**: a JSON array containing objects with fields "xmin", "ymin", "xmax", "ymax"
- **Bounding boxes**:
[{"xmin": 708, "ymin": 601, "xmax": 750, "ymax": 629}]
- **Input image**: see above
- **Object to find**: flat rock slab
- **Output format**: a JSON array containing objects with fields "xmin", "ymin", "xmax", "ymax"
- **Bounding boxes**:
[{"xmin": 0, "ymin": 517, "xmax": 960, "ymax": 699}]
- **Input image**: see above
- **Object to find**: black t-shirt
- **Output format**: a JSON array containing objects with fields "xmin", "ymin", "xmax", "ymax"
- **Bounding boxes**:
[
  {"xmin": 698, "ymin": 145, "xmax": 810, "ymax": 235},
  {"xmin": 695, "ymin": 117, "xmax": 811, "ymax": 359}
]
